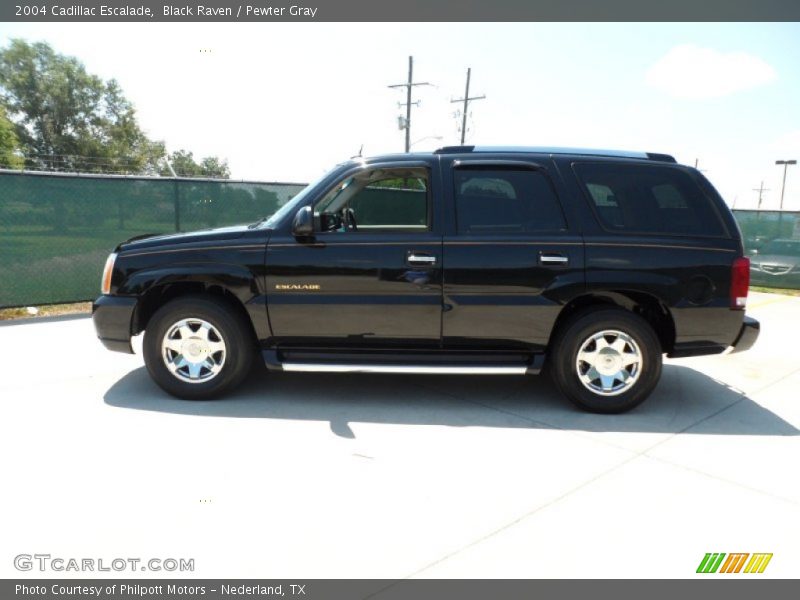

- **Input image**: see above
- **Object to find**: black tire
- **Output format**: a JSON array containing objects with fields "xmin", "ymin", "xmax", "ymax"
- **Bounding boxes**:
[
  {"xmin": 143, "ymin": 295, "xmax": 255, "ymax": 399},
  {"xmin": 549, "ymin": 308, "xmax": 662, "ymax": 414}
]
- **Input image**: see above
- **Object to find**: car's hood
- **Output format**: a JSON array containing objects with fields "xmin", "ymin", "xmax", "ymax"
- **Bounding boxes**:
[
  {"xmin": 752, "ymin": 254, "xmax": 799, "ymax": 268},
  {"xmin": 117, "ymin": 224, "xmax": 255, "ymax": 252}
]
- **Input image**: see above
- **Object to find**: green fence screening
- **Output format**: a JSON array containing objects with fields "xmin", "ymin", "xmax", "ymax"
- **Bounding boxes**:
[
  {"xmin": 0, "ymin": 171, "xmax": 306, "ymax": 307},
  {"xmin": 733, "ymin": 210, "xmax": 800, "ymax": 290},
  {"xmin": 2, "ymin": 177, "xmax": 798, "ymax": 308}
]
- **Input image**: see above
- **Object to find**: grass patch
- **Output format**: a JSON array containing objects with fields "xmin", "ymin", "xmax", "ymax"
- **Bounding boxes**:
[
  {"xmin": 0, "ymin": 301, "xmax": 91, "ymax": 321},
  {"xmin": 751, "ymin": 286, "xmax": 800, "ymax": 297}
]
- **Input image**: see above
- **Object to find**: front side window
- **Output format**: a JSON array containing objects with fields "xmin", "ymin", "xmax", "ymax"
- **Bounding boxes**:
[
  {"xmin": 454, "ymin": 168, "xmax": 566, "ymax": 234},
  {"xmin": 314, "ymin": 167, "xmax": 429, "ymax": 233},
  {"xmin": 575, "ymin": 162, "xmax": 726, "ymax": 236}
]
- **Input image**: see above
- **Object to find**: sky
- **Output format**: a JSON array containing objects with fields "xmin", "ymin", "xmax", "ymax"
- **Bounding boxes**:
[{"xmin": 1, "ymin": 22, "xmax": 799, "ymax": 210}]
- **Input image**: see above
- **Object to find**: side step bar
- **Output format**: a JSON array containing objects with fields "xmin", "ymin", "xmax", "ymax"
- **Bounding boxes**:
[
  {"xmin": 281, "ymin": 363, "xmax": 528, "ymax": 375},
  {"xmin": 262, "ymin": 351, "xmax": 544, "ymax": 375}
]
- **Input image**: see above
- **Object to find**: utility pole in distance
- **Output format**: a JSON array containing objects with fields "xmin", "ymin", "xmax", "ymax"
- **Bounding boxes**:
[
  {"xmin": 775, "ymin": 159, "xmax": 797, "ymax": 210},
  {"xmin": 451, "ymin": 68, "xmax": 486, "ymax": 145},
  {"xmin": 753, "ymin": 181, "xmax": 769, "ymax": 211},
  {"xmin": 388, "ymin": 56, "xmax": 431, "ymax": 153}
]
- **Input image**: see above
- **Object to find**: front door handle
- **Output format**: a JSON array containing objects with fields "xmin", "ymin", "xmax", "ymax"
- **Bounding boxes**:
[
  {"xmin": 539, "ymin": 253, "xmax": 569, "ymax": 266},
  {"xmin": 407, "ymin": 253, "xmax": 437, "ymax": 266}
]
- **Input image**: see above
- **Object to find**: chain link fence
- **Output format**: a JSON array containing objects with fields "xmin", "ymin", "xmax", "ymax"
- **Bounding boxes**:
[
  {"xmin": 3, "ymin": 174, "xmax": 798, "ymax": 309},
  {"xmin": 734, "ymin": 210, "xmax": 800, "ymax": 290},
  {"xmin": 0, "ymin": 170, "xmax": 306, "ymax": 307}
]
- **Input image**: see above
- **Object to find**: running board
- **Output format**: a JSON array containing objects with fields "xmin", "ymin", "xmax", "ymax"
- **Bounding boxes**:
[
  {"xmin": 262, "ymin": 350, "xmax": 543, "ymax": 375},
  {"xmin": 282, "ymin": 363, "xmax": 528, "ymax": 375}
]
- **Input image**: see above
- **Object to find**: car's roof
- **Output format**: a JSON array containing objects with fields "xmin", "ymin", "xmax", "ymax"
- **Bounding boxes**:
[
  {"xmin": 462, "ymin": 145, "xmax": 650, "ymax": 159},
  {"xmin": 365, "ymin": 146, "xmax": 677, "ymax": 163}
]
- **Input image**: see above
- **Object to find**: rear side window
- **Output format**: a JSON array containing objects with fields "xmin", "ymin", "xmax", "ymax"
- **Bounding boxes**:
[
  {"xmin": 574, "ymin": 163, "xmax": 726, "ymax": 237},
  {"xmin": 454, "ymin": 168, "xmax": 566, "ymax": 234}
]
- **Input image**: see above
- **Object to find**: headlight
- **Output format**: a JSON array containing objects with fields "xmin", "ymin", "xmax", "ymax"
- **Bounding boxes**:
[{"xmin": 101, "ymin": 252, "xmax": 117, "ymax": 294}]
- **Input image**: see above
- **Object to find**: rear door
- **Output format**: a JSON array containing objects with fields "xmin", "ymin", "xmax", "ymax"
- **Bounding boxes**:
[{"xmin": 441, "ymin": 158, "xmax": 585, "ymax": 351}]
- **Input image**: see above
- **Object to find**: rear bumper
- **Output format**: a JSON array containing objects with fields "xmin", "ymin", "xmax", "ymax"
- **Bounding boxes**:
[
  {"xmin": 92, "ymin": 295, "xmax": 137, "ymax": 354},
  {"xmin": 729, "ymin": 315, "xmax": 760, "ymax": 354}
]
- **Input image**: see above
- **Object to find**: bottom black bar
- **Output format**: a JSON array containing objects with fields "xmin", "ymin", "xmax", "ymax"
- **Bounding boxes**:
[{"xmin": 1, "ymin": 579, "xmax": 795, "ymax": 600}]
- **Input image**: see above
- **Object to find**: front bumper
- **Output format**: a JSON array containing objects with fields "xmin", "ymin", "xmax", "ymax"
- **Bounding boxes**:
[
  {"xmin": 729, "ymin": 315, "xmax": 760, "ymax": 354},
  {"xmin": 92, "ymin": 295, "xmax": 137, "ymax": 354}
]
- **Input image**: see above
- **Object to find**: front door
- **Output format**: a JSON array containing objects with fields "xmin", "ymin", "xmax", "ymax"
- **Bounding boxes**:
[{"xmin": 265, "ymin": 161, "xmax": 443, "ymax": 349}]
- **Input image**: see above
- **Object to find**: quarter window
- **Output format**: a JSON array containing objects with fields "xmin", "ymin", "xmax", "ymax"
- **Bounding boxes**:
[
  {"xmin": 454, "ymin": 168, "xmax": 566, "ymax": 234},
  {"xmin": 575, "ymin": 163, "xmax": 725, "ymax": 236}
]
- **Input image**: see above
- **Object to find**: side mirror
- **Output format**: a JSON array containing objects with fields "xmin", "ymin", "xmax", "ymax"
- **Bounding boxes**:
[{"xmin": 292, "ymin": 206, "xmax": 314, "ymax": 237}]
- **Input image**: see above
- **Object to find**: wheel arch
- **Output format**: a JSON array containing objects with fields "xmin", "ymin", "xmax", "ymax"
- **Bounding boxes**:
[
  {"xmin": 126, "ymin": 265, "xmax": 263, "ymax": 341},
  {"xmin": 548, "ymin": 291, "xmax": 676, "ymax": 354}
]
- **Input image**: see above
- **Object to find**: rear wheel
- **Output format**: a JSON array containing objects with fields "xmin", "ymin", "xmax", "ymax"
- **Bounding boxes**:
[
  {"xmin": 143, "ymin": 295, "xmax": 255, "ymax": 399},
  {"xmin": 549, "ymin": 309, "xmax": 662, "ymax": 413}
]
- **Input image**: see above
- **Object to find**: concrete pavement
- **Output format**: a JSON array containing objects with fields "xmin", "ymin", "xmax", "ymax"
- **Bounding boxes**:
[{"xmin": 0, "ymin": 292, "xmax": 798, "ymax": 578}]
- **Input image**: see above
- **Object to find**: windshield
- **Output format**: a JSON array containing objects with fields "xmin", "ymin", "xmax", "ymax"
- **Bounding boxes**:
[
  {"xmin": 255, "ymin": 167, "xmax": 342, "ymax": 229},
  {"xmin": 759, "ymin": 240, "xmax": 800, "ymax": 256}
]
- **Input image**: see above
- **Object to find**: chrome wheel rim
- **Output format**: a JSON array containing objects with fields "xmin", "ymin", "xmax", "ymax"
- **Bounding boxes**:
[
  {"xmin": 161, "ymin": 318, "xmax": 226, "ymax": 384},
  {"xmin": 575, "ymin": 329, "xmax": 642, "ymax": 397}
]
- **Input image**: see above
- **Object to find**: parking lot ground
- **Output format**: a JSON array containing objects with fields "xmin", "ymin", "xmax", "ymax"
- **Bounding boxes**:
[{"xmin": 0, "ymin": 292, "xmax": 798, "ymax": 578}]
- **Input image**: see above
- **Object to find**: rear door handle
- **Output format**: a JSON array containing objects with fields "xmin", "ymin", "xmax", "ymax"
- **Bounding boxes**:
[
  {"xmin": 407, "ymin": 253, "xmax": 437, "ymax": 266},
  {"xmin": 539, "ymin": 253, "xmax": 569, "ymax": 266}
]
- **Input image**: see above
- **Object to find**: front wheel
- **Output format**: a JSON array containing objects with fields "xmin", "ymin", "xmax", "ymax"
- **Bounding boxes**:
[
  {"xmin": 549, "ymin": 309, "xmax": 662, "ymax": 413},
  {"xmin": 143, "ymin": 295, "xmax": 255, "ymax": 399}
]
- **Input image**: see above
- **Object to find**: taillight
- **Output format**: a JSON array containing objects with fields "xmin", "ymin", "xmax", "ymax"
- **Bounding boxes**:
[
  {"xmin": 731, "ymin": 256, "xmax": 750, "ymax": 310},
  {"xmin": 101, "ymin": 253, "xmax": 117, "ymax": 295}
]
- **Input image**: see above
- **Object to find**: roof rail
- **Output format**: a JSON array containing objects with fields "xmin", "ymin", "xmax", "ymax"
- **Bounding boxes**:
[
  {"xmin": 645, "ymin": 152, "xmax": 677, "ymax": 163},
  {"xmin": 434, "ymin": 145, "xmax": 475, "ymax": 154},
  {"xmin": 433, "ymin": 145, "xmax": 677, "ymax": 163}
]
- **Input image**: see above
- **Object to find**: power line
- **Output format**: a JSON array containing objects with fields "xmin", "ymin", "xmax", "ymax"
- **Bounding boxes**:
[
  {"xmin": 388, "ymin": 56, "xmax": 431, "ymax": 153},
  {"xmin": 0, "ymin": 161, "xmax": 225, "ymax": 178},
  {"xmin": 24, "ymin": 153, "xmax": 147, "ymax": 161},
  {"xmin": 451, "ymin": 67, "xmax": 485, "ymax": 145}
]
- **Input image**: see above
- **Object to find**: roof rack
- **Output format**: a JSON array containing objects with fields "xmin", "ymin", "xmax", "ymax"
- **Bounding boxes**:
[{"xmin": 433, "ymin": 145, "xmax": 676, "ymax": 163}]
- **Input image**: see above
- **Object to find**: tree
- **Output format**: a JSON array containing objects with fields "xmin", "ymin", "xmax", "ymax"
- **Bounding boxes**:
[
  {"xmin": 199, "ymin": 155, "xmax": 231, "ymax": 179},
  {"xmin": 0, "ymin": 39, "xmax": 164, "ymax": 174},
  {"xmin": 163, "ymin": 149, "xmax": 230, "ymax": 179},
  {"xmin": 0, "ymin": 39, "xmax": 230, "ymax": 179},
  {"xmin": 0, "ymin": 105, "xmax": 24, "ymax": 169}
]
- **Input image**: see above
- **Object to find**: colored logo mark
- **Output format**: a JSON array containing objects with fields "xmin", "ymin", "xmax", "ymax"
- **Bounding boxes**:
[{"xmin": 696, "ymin": 553, "xmax": 773, "ymax": 574}]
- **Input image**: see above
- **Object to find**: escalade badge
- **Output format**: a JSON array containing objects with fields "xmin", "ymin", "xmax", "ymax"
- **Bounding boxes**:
[{"xmin": 275, "ymin": 284, "xmax": 321, "ymax": 291}]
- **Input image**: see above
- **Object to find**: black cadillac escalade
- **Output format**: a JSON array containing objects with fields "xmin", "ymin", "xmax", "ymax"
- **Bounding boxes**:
[{"xmin": 92, "ymin": 146, "xmax": 760, "ymax": 413}]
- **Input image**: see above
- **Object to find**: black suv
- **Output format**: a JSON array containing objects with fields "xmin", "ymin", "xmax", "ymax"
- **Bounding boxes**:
[{"xmin": 93, "ymin": 146, "xmax": 759, "ymax": 413}]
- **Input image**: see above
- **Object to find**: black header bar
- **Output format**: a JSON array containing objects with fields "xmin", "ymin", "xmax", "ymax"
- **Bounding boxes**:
[{"xmin": 4, "ymin": 0, "xmax": 800, "ymax": 22}]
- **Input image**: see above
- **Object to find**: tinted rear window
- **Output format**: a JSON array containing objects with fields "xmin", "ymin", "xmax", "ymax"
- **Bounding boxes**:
[
  {"xmin": 454, "ymin": 168, "xmax": 566, "ymax": 234},
  {"xmin": 574, "ymin": 163, "xmax": 726, "ymax": 237}
]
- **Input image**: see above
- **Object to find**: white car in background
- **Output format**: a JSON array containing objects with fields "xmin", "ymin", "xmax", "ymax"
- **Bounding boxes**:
[{"xmin": 750, "ymin": 238, "xmax": 800, "ymax": 288}]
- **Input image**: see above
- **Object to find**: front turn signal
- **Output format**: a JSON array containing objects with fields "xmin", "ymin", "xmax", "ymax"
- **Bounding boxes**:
[{"xmin": 101, "ymin": 253, "xmax": 117, "ymax": 295}]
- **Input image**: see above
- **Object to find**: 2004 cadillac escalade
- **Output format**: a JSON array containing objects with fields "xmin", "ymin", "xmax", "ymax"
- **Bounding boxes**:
[{"xmin": 92, "ymin": 146, "xmax": 760, "ymax": 413}]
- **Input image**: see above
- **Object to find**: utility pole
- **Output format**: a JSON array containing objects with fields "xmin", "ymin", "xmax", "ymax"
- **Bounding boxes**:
[
  {"xmin": 388, "ymin": 56, "xmax": 431, "ymax": 153},
  {"xmin": 753, "ymin": 181, "xmax": 769, "ymax": 211},
  {"xmin": 775, "ymin": 159, "xmax": 797, "ymax": 210},
  {"xmin": 451, "ymin": 68, "xmax": 486, "ymax": 145}
]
